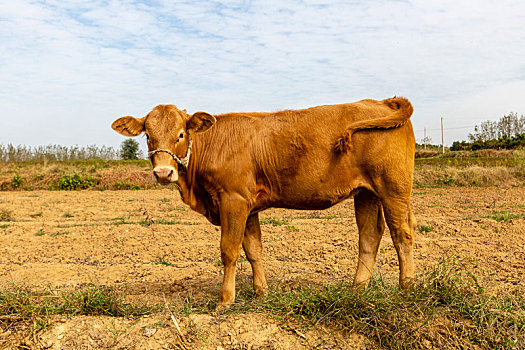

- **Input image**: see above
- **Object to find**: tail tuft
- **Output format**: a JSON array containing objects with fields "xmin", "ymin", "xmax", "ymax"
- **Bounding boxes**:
[{"xmin": 335, "ymin": 131, "xmax": 352, "ymax": 153}]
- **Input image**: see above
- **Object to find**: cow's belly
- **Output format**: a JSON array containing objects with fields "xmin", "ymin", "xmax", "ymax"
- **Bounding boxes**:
[
  {"xmin": 266, "ymin": 183, "xmax": 362, "ymax": 211},
  {"xmin": 257, "ymin": 158, "xmax": 368, "ymax": 211}
]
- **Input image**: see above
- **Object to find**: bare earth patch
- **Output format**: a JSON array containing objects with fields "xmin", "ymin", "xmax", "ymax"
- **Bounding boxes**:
[{"xmin": 0, "ymin": 187, "xmax": 524, "ymax": 349}]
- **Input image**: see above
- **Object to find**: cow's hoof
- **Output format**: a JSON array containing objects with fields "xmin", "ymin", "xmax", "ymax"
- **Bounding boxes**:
[
  {"xmin": 400, "ymin": 277, "xmax": 414, "ymax": 291},
  {"xmin": 255, "ymin": 288, "xmax": 268, "ymax": 298},
  {"xmin": 214, "ymin": 302, "xmax": 232, "ymax": 313},
  {"xmin": 352, "ymin": 279, "xmax": 371, "ymax": 290}
]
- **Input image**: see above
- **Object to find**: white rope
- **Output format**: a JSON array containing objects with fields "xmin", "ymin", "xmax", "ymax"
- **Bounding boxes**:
[{"xmin": 147, "ymin": 133, "xmax": 193, "ymax": 168}]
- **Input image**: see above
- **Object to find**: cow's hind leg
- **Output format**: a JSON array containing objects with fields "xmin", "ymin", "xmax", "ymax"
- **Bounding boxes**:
[
  {"xmin": 243, "ymin": 213, "xmax": 268, "ymax": 297},
  {"xmin": 353, "ymin": 190, "xmax": 386, "ymax": 287},
  {"xmin": 381, "ymin": 197, "xmax": 416, "ymax": 289},
  {"xmin": 217, "ymin": 194, "xmax": 249, "ymax": 310}
]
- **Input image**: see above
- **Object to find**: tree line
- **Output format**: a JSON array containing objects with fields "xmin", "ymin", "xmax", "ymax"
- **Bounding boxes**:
[
  {"xmin": 0, "ymin": 140, "xmax": 144, "ymax": 162},
  {"xmin": 0, "ymin": 144, "xmax": 120, "ymax": 162},
  {"xmin": 451, "ymin": 112, "xmax": 525, "ymax": 151}
]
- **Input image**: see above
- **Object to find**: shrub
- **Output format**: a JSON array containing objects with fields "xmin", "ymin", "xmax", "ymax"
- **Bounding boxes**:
[
  {"xmin": 56, "ymin": 174, "xmax": 97, "ymax": 190},
  {"xmin": 11, "ymin": 174, "xmax": 22, "ymax": 189},
  {"xmin": 437, "ymin": 175, "xmax": 455, "ymax": 185}
]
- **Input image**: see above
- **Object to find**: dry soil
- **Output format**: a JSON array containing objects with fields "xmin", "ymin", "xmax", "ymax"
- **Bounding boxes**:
[{"xmin": 0, "ymin": 187, "xmax": 524, "ymax": 349}]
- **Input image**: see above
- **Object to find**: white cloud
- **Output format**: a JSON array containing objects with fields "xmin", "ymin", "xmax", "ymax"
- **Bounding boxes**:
[{"xmin": 0, "ymin": 0, "xmax": 524, "ymax": 148}]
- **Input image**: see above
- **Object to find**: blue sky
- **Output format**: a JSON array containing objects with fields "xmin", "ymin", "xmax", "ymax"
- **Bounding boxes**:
[{"xmin": 1, "ymin": 0, "xmax": 524, "ymax": 150}]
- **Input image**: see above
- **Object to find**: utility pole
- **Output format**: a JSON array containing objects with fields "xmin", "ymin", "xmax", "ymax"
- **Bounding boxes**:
[
  {"xmin": 441, "ymin": 117, "xmax": 445, "ymax": 154},
  {"xmin": 424, "ymin": 128, "xmax": 427, "ymax": 150}
]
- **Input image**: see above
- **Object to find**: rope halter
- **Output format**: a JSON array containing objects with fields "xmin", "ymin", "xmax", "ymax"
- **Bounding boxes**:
[{"xmin": 147, "ymin": 132, "xmax": 193, "ymax": 170}]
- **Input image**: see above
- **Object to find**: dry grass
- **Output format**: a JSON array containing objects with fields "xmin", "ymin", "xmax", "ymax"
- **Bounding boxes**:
[
  {"xmin": 0, "ymin": 160, "xmax": 154, "ymax": 191},
  {"xmin": 413, "ymin": 166, "xmax": 524, "ymax": 187},
  {"xmin": 0, "ymin": 284, "xmax": 156, "ymax": 348}
]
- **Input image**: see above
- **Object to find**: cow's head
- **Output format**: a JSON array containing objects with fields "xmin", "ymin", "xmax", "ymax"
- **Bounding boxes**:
[{"xmin": 112, "ymin": 104, "xmax": 216, "ymax": 184}]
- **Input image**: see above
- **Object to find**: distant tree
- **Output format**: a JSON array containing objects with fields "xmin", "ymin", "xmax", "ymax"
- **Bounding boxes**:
[
  {"xmin": 120, "ymin": 139, "xmax": 141, "ymax": 160},
  {"xmin": 421, "ymin": 135, "xmax": 432, "ymax": 149},
  {"xmin": 469, "ymin": 113, "xmax": 525, "ymax": 142}
]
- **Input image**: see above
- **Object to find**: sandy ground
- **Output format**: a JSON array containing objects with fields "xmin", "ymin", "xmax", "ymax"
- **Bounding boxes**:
[{"xmin": 0, "ymin": 187, "xmax": 524, "ymax": 349}]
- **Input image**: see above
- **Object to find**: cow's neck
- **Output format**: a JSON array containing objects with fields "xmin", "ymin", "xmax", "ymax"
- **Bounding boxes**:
[
  {"xmin": 176, "ymin": 170, "xmax": 203, "ymax": 214},
  {"xmin": 174, "ymin": 134, "xmax": 206, "ymax": 217},
  {"xmin": 174, "ymin": 130, "xmax": 222, "ymax": 226}
]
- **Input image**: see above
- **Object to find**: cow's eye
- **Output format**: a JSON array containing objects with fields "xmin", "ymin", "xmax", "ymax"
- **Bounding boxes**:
[
  {"xmin": 179, "ymin": 132, "xmax": 184, "ymax": 139},
  {"xmin": 145, "ymin": 134, "xmax": 149, "ymax": 140}
]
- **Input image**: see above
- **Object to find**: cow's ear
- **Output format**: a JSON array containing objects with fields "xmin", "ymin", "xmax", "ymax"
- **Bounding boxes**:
[
  {"xmin": 111, "ymin": 116, "xmax": 145, "ymax": 137},
  {"xmin": 187, "ymin": 112, "xmax": 216, "ymax": 133}
]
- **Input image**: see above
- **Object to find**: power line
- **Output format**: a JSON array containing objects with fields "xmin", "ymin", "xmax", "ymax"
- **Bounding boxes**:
[{"xmin": 415, "ymin": 125, "xmax": 474, "ymax": 133}]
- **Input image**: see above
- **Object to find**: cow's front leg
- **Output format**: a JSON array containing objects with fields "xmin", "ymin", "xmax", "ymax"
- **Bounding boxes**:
[{"xmin": 216, "ymin": 194, "xmax": 249, "ymax": 310}]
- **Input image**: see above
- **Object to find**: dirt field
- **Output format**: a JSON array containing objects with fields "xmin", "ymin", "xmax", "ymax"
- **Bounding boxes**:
[{"xmin": 0, "ymin": 187, "xmax": 524, "ymax": 349}]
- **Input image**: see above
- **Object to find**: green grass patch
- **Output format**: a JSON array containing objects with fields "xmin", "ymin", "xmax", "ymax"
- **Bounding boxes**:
[
  {"xmin": 111, "ymin": 217, "xmax": 135, "ymax": 225},
  {"xmin": 429, "ymin": 204, "xmax": 446, "ymax": 208},
  {"xmin": 151, "ymin": 259, "xmax": 173, "ymax": 266},
  {"xmin": 150, "ymin": 219, "xmax": 181, "ymax": 225},
  {"xmin": 260, "ymin": 217, "xmax": 289, "ymax": 226},
  {"xmin": 57, "ymin": 223, "xmax": 87, "ymax": 229},
  {"xmin": 0, "ymin": 284, "xmax": 156, "ymax": 334},
  {"xmin": 171, "ymin": 207, "xmax": 187, "ymax": 212},
  {"xmin": 418, "ymin": 225, "xmax": 433, "ymax": 233},
  {"xmin": 113, "ymin": 181, "xmax": 141, "ymax": 190},
  {"xmin": 295, "ymin": 212, "xmax": 340, "ymax": 220},
  {"xmin": 0, "ymin": 224, "xmax": 8, "ymax": 229},
  {"xmin": 286, "ymin": 225, "xmax": 299, "ymax": 232},
  {"xmin": 109, "ymin": 218, "xmax": 197, "ymax": 226},
  {"xmin": 488, "ymin": 211, "xmax": 525, "ymax": 222},
  {"xmin": 50, "ymin": 231, "xmax": 69, "ymax": 237},
  {"xmin": 30, "ymin": 212, "xmax": 42, "ymax": 218}
]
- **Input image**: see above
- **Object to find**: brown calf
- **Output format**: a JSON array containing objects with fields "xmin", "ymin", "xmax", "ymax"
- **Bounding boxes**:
[{"xmin": 112, "ymin": 97, "xmax": 417, "ymax": 309}]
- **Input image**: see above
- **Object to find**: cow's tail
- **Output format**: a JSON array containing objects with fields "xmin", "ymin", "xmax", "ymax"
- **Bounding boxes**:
[{"xmin": 335, "ymin": 97, "xmax": 414, "ymax": 152}]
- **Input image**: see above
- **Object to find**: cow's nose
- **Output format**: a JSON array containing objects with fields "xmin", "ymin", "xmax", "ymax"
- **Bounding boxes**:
[{"xmin": 153, "ymin": 167, "xmax": 174, "ymax": 183}]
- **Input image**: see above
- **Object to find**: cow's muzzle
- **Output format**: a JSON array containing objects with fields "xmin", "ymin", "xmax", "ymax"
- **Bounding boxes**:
[{"xmin": 153, "ymin": 166, "xmax": 178, "ymax": 184}]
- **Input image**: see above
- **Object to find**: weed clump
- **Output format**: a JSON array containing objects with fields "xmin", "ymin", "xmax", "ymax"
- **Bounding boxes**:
[
  {"xmin": 113, "ymin": 181, "xmax": 141, "ymax": 190},
  {"xmin": 489, "ymin": 211, "xmax": 525, "ymax": 222},
  {"xmin": 418, "ymin": 225, "xmax": 433, "ymax": 233},
  {"xmin": 0, "ymin": 209, "xmax": 13, "ymax": 222}
]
